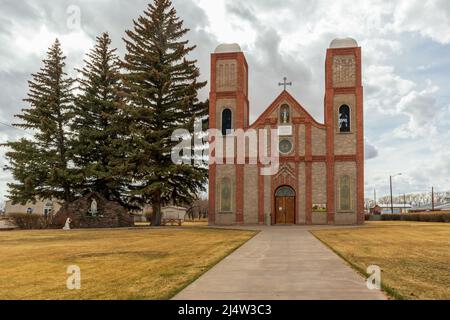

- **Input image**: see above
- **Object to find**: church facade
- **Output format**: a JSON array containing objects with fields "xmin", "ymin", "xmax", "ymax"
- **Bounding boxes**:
[{"xmin": 208, "ymin": 38, "xmax": 364, "ymax": 225}]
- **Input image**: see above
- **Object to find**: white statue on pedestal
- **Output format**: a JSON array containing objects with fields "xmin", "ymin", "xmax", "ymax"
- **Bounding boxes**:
[
  {"xmin": 63, "ymin": 218, "xmax": 72, "ymax": 230},
  {"xmin": 90, "ymin": 199, "xmax": 98, "ymax": 216}
]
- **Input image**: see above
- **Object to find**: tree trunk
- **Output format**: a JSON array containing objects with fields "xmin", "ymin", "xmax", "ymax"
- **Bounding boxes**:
[{"xmin": 151, "ymin": 192, "xmax": 162, "ymax": 226}]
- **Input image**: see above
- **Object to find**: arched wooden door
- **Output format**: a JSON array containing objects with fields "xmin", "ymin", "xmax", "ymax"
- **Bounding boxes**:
[{"xmin": 275, "ymin": 186, "xmax": 296, "ymax": 225}]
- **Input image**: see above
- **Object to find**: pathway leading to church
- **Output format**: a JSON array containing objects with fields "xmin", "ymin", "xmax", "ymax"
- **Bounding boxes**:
[{"xmin": 173, "ymin": 226, "xmax": 386, "ymax": 300}]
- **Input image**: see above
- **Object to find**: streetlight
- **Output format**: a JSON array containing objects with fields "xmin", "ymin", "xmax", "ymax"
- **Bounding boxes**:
[{"xmin": 390, "ymin": 173, "xmax": 402, "ymax": 214}]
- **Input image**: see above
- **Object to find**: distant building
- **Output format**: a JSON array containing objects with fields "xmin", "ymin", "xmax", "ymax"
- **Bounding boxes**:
[
  {"xmin": 4, "ymin": 199, "xmax": 61, "ymax": 216},
  {"xmin": 369, "ymin": 205, "xmax": 382, "ymax": 215},
  {"xmin": 370, "ymin": 204, "xmax": 412, "ymax": 214},
  {"xmin": 410, "ymin": 202, "xmax": 450, "ymax": 212},
  {"xmin": 162, "ymin": 206, "xmax": 187, "ymax": 221},
  {"xmin": 141, "ymin": 205, "xmax": 188, "ymax": 222}
]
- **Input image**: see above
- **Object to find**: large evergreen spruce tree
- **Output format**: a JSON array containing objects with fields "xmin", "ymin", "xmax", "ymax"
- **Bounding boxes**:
[
  {"xmin": 3, "ymin": 39, "xmax": 75, "ymax": 204},
  {"xmin": 71, "ymin": 32, "xmax": 131, "ymax": 206},
  {"xmin": 120, "ymin": 0, "xmax": 208, "ymax": 225}
]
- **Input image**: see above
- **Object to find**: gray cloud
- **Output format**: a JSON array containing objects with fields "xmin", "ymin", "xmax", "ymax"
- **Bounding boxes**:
[
  {"xmin": 0, "ymin": 0, "xmax": 216, "ymax": 200},
  {"xmin": 1, "ymin": 0, "xmax": 450, "ymax": 200},
  {"xmin": 225, "ymin": 1, "xmax": 322, "ymax": 121},
  {"xmin": 365, "ymin": 140, "xmax": 379, "ymax": 160}
]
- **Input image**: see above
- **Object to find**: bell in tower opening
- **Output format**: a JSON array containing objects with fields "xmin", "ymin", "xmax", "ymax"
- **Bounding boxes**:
[{"xmin": 339, "ymin": 104, "xmax": 350, "ymax": 133}]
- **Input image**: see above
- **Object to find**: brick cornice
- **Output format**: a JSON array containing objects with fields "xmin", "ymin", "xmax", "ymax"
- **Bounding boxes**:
[
  {"xmin": 327, "ymin": 47, "xmax": 359, "ymax": 55},
  {"xmin": 334, "ymin": 87, "xmax": 356, "ymax": 95}
]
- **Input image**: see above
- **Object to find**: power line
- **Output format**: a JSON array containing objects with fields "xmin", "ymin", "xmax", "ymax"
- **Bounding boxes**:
[{"xmin": 0, "ymin": 121, "xmax": 34, "ymax": 137}]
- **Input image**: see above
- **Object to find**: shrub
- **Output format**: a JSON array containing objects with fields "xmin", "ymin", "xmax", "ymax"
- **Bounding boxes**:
[
  {"xmin": 366, "ymin": 214, "xmax": 382, "ymax": 221},
  {"xmin": 381, "ymin": 214, "xmax": 402, "ymax": 221},
  {"xmin": 380, "ymin": 212, "xmax": 450, "ymax": 223},
  {"xmin": 8, "ymin": 213, "xmax": 53, "ymax": 229}
]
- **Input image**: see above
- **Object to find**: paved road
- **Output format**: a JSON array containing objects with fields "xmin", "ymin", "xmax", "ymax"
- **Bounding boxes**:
[{"xmin": 173, "ymin": 226, "xmax": 386, "ymax": 300}]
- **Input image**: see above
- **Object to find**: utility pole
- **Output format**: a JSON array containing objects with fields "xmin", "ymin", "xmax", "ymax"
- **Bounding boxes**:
[
  {"xmin": 374, "ymin": 189, "xmax": 377, "ymax": 205},
  {"xmin": 404, "ymin": 193, "xmax": 407, "ymax": 212},
  {"xmin": 390, "ymin": 176, "xmax": 393, "ymax": 214},
  {"xmin": 432, "ymin": 187, "xmax": 435, "ymax": 211},
  {"xmin": 390, "ymin": 173, "xmax": 402, "ymax": 214}
]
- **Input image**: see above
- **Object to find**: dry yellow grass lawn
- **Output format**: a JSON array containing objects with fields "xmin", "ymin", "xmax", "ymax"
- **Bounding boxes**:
[
  {"xmin": 135, "ymin": 220, "xmax": 209, "ymax": 227},
  {"xmin": 312, "ymin": 221, "xmax": 450, "ymax": 300},
  {"xmin": 0, "ymin": 227, "xmax": 256, "ymax": 300}
]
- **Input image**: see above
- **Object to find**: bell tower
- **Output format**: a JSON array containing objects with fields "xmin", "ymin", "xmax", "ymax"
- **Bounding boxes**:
[
  {"xmin": 209, "ymin": 44, "xmax": 249, "ymax": 225},
  {"xmin": 324, "ymin": 38, "xmax": 364, "ymax": 224},
  {"xmin": 209, "ymin": 43, "xmax": 249, "ymax": 133}
]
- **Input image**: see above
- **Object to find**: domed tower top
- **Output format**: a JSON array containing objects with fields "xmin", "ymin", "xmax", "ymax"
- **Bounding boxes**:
[
  {"xmin": 329, "ymin": 37, "xmax": 358, "ymax": 49},
  {"xmin": 214, "ymin": 43, "xmax": 242, "ymax": 54}
]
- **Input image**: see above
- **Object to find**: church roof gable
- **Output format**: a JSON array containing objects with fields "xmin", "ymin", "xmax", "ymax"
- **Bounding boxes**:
[{"xmin": 249, "ymin": 91, "xmax": 325, "ymax": 128}]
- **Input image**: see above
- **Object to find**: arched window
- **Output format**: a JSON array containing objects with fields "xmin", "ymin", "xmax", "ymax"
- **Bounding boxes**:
[
  {"xmin": 220, "ymin": 177, "xmax": 232, "ymax": 212},
  {"xmin": 275, "ymin": 186, "xmax": 295, "ymax": 197},
  {"xmin": 222, "ymin": 108, "xmax": 232, "ymax": 136},
  {"xmin": 339, "ymin": 175, "xmax": 351, "ymax": 211},
  {"xmin": 339, "ymin": 105, "xmax": 351, "ymax": 133}
]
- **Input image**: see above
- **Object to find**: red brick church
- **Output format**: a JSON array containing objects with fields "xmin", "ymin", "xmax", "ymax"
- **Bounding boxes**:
[{"xmin": 208, "ymin": 38, "xmax": 364, "ymax": 225}]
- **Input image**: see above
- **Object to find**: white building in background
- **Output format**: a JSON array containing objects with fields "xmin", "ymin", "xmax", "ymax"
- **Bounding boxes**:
[
  {"xmin": 372, "ymin": 204, "xmax": 412, "ymax": 214},
  {"xmin": 162, "ymin": 206, "xmax": 187, "ymax": 220},
  {"xmin": 4, "ymin": 199, "xmax": 61, "ymax": 216},
  {"xmin": 136, "ymin": 205, "xmax": 188, "ymax": 223},
  {"xmin": 0, "ymin": 201, "xmax": 5, "ymax": 215},
  {"xmin": 379, "ymin": 203, "xmax": 412, "ymax": 214}
]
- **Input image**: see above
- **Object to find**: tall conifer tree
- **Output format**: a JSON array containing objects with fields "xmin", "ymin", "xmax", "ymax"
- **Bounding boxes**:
[
  {"xmin": 120, "ymin": 0, "xmax": 208, "ymax": 225},
  {"xmin": 71, "ymin": 32, "xmax": 130, "ymax": 206},
  {"xmin": 3, "ymin": 39, "xmax": 75, "ymax": 204}
]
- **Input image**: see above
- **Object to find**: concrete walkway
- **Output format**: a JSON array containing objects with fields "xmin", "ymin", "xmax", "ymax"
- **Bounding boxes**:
[{"xmin": 173, "ymin": 226, "xmax": 386, "ymax": 300}]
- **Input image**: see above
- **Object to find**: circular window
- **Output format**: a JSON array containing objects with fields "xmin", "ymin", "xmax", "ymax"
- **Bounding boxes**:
[{"xmin": 279, "ymin": 139, "xmax": 293, "ymax": 154}]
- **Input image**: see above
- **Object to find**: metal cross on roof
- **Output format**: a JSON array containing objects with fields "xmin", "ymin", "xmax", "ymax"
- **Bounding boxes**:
[{"xmin": 278, "ymin": 77, "xmax": 292, "ymax": 91}]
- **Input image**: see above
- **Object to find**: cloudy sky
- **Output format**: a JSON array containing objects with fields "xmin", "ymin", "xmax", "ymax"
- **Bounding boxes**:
[{"xmin": 1, "ymin": 0, "xmax": 450, "ymax": 203}]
